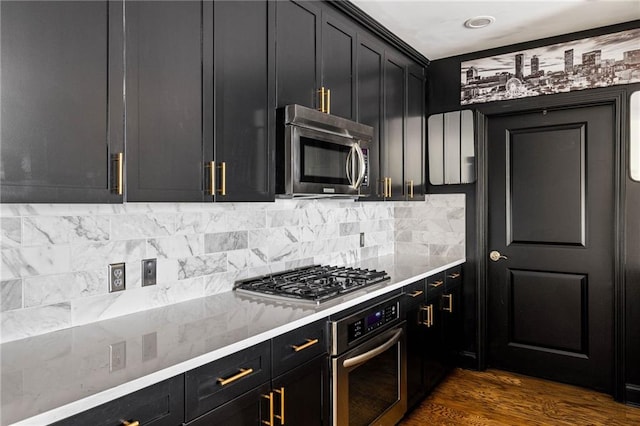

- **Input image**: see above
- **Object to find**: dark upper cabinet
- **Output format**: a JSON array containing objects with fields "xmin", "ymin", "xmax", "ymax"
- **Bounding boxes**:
[
  {"xmin": 275, "ymin": 0, "xmax": 321, "ymax": 110},
  {"xmin": 405, "ymin": 65, "xmax": 426, "ymax": 201},
  {"xmin": 275, "ymin": 1, "xmax": 355, "ymax": 119},
  {"xmin": 356, "ymin": 36, "xmax": 384, "ymax": 199},
  {"xmin": 381, "ymin": 53, "xmax": 426, "ymax": 201},
  {"xmin": 212, "ymin": 0, "xmax": 275, "ymax": 202},
  {"xmin": 125, "ymin": 0, "xmax": 208, "ymax": 202},
  {"xmin": 0, "ymin": 0, "xmax": 124, "ymax": 203},
  {"xmin": 320, "ymin": 8, "xmax": 356, "ymax": 119},
  {"xmin": 383, "ymin": 53, "xmax": 406, "ymax": 200}
]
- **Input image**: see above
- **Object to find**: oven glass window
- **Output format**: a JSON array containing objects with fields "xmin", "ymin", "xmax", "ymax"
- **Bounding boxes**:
[
  {"xmin": 348, "ymin": 344, "xmax": 399, "ymax": 425},
  {"xmin": 301, "ymin": 136, "xmax": 351, "ymax": 185}
]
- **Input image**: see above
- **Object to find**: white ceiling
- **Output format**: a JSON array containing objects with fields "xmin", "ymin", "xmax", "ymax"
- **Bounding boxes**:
[{"xmin": 350, "ymin": 0, "xmax": 640, "ymax": 60}]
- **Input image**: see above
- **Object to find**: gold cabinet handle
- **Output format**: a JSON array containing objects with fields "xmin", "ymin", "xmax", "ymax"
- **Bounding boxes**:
[
  {"xmin": 206, "ymin": 161, "xmax": 216, "ymax": 196},
  {"xmin": 217, "ymin": 367, "xmax": 253, "ymax": 386},
  {"xmin": 218, "ymin": 162, "xmax": 226, "ymax": 196},
  {"xmin": 408, "ymin": 290, "xmax": 423, "ymax": 298},
  {"xmin": 291, "ymin": 338, "xmax": 319, "ymax": 352},
  {"xmin": 442, "ymin": 294, "xmax": 453, "ymax": 313},
  {"xmin": 382, "ymin": 177, "xmax": 391, "ymax": 198},
  {"xmin": 274, "ymin": 387, "xmax": 285, "ymax": 425},
  {"xmin": 262, "ymin": 391, "xmax": 274, "ymax": 426},
  {"xmin": 112, "ymin": 152, "xmax": 124, "ymax": 195},
  {"xmin": 448, "ymin": 272, "xmax": 461, "ymax": 279},
  {"xmin": 420, "ymin": 304, "xmax": 433, "ymax": 327},
  {"xmin": 406, "ymin": 180, "xmax": 414, "ymax": 199},
  {"xmin": 326, "ymin": 89, "xmax": 330, "ymax": 114},
  {"xmin": 429, "ymin": 280, "xmax": 443, "ymax": 288},
  {"xmin": 387, "ymin": 177, "xmax": 392, "ymax": 198},
  {"xmin": 122, "ymin": 421, "xmax": 139, "ymax": 426},
  {"xmin": 318, "ymin": 87, "xmax": 325, "ymax": 113}
]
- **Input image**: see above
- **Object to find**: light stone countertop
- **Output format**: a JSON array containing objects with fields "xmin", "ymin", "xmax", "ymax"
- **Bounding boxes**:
[{"xmin": 0, "ymin": 254, "xmax": 465, "ymax": 426}]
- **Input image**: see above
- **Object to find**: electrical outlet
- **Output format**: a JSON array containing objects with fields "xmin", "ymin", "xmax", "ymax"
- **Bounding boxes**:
[
  {"xmin": 108, "ymin": 263, "xmax": 126, "ymax": 292},
  {"xmin": 110, "ymin": 341, "xmax": 126, "ymax": 372},
  {"xmin": 360, "ymin": 232, "xmax": 365, "ymax": 248},
  {"xmin": 142, "ymin": 332, "xmax": 158, "ymax": 362},
  {"xmin": 142, "ymin": 258, "xmax": 157, "ymax": 287}
]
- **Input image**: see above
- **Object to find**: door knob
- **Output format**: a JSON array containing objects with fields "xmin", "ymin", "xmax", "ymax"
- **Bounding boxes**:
[{"xmin": 489, "ymin": 250, "xmax": 508, "ymax": 262}]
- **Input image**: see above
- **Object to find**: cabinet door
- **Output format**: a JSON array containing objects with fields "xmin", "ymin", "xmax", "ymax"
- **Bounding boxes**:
[
  {"xmin": 403, "ymin": 280, "xmax": 427, "ymax": 409},
  {"xmin": 405, "ymin": 65, "xmax": 426, "ymax": 201},
  {"xmin": 185, "ymin": 382, "xmax": 272, "ymax": 426},
  {"xmin": 383, "ymin": 54, "xmax": 406, "ymax": 200},
  {"xmin": 213, "ymin": 0, "xmax": 274, "ymax": 202},
  {"xmin": 125, "ymin": 1, "xmax": 207, "ymax": 202},
  {"xmin": 0, "ymin": 1, "xmax": 123, "ymax": 203},
  {"xmin": 356, "ymin": 36, "xmax": 384, "ymax": 199},
  {"xmin": 423, "ymin": 296, "xmax": 447, "ymax": 393},
  {"xmin": 275, "ymin": 0, "xmax": 321, "ymax": 110},
  {"xmin": 442, "ymin": 268, "xmax": 463, "ymax": 365},
  {"xmin": 321, "ymin": 8, "xmax": 355, "ymax": 119},
  {"xmin": 272, "ymin": 355, "xmax": 329, "ymax": 426},
  {"xmin": 53, "ymin": 375, "xmax": 184, "ymax": 426}
]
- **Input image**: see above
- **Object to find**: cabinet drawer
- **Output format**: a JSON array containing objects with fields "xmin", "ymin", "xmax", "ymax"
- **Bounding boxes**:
[
  {"xmin": 272, "ymin": 319, "xmax": 327, "ymax": 377},
  {"xmin": 426, "ymin": 272, "xmax": 446, "ymax": 297},
  {"xmin": 445, "ymin": 266, "xmax": 462, "ymax": 291},
  {"xmin": 185, "ymin": 340, "xmax": 271, "ymax": 422},
  {"xmin": 402, "ymin": 279, "xmax": 426, "ymax": 311},
  {"xmin": 53, "ymin": 375, "xmax": 184, "ymax": 426}
]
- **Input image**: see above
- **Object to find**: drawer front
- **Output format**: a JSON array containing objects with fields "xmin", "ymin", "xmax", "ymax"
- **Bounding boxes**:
[
  {"xmin": 185, "ymin": 340, "xmax": 271, "ymax": 421},
  {"xmin": 402, "ymin": 279, "xmax": 426, "ymax": 311},
  {"xmin": 426, "ymin": 272, "xmax": 446, "ymax": 298},
  {"xmin": 272, "ymin": 319, "xmax": 327, "ymax": 377},
  {"xmin": 445, "ymin": 265, "xmax": 462, "ymax": 291},
  {"xmin": 53, "ymin": 375, "xmax": 184, "ymax": 426}
]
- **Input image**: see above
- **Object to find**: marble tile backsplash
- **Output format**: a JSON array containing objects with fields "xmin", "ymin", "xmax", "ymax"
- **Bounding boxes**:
[{"xmin": 0, "ymin": 195, "xmax": 464, "ymax": 343}]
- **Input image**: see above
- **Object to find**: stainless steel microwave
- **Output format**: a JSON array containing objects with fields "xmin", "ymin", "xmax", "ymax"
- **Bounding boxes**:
[{"xmin": 276, "ymin": 104, "xmax": 373, "ymax": 197}]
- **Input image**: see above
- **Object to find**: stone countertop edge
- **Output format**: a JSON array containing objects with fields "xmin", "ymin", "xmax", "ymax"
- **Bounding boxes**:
[{"xmin": 4, "ymin": 255, "xmax": 465, "ymax": 426}]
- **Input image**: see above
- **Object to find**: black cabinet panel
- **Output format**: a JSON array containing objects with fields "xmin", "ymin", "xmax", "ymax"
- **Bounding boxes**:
[
  {"xmin": 272, "ymin": 319, "xmax": 327, "ymax": 377},
  {"xmin": 272, "ymin": 355, "xmax": 329, "ymax": 426},
  {"xmin": 356, "ymin": 37, "xmax": 384, "ymax": 199},
  {"xmin": 125, "ymin": 0, "xmax": 206, "ymax": 202},
  {"xmin": 213, "ymin": 0, "xmax": 274, "ymax": 202},
  {"xmin": 185, "ymin": 341, "xmax": 271, "ymax": 422},
  {"xmin": 384, "ymin": 56, "xmax": 406, "ymax": 200},
  {"xmin": 53, "ymin": 375, "xmax": 184, "ymax": 426},
  {"xmin": 405, "ymin": 66, "xmax": 426, "ymax": 201},
  {"xmin": 321, "ymin": 10, "xmax": 355, "ymax": 119},
  {"xmin": 186, "ymin": 382, "xmax": 272, "ymax": 426},
  {"xmin": 276, "ymin": 0, "xmax": 321, "ymax": 109},
  {"xmin": 0, "ymin": 0, "xmax": 123, "ymax": 203}
]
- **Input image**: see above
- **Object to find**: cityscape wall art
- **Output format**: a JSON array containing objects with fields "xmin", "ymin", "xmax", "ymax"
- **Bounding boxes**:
[{"xmin": 460, "ymin": 27, "xmax": 640, "ymax": 105}]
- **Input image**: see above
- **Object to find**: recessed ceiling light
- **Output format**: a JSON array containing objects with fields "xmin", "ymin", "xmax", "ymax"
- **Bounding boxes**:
[{"xmin": 464, "ymin": 16, "xmax": 495, "ymax": 29}]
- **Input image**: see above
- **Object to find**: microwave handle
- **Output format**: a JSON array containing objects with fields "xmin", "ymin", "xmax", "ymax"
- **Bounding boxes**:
[
  {"xmin": 345, "ymin": 147, "xmax": 355, "ymax": 186},
  {"xmin": 352, "ymin": 143, "xmax": 366, "ymax": 189}
]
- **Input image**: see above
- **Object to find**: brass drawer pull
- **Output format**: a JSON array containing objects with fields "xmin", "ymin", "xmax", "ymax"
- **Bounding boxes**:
[
  {"xmin": 262, "ymin": 391, "xmax": 274, "ymax": 425},
  {"xmin": 206, "ymin": 161, "xmax": 216, "ymax": 196},
  {"xmin": 406, "ymin": 180, "xmax": 414, "ymax": 199},
  {"xmin": 442, "ymin": 294, "xmax": 453, "ymax": 312},
  {"xmin": 274, "ymin": 387, "xmax": 285, "ymax": 425},
  {"xmin": 122, "ymin": 421, "xmax": 139, "ymax": 426},
  {"xmin": 112, "ymin": 152, "xmax": 124, "ymax": 195},
  {"xmin": 291, "ymin": 338, "xmax": 319, "ymax": 352},
  {"xmin": 408, "ymin": 290, "xmax": 424, "ymax": 298},
  {"xmin": 219, "ymin": 162, "xmax": 226, "ymax": 196},
  {"xmin": 420, "ymin": 304, "xmax": 433, "ymax": 327},
  {"xmin": 429, "ymin": 280, "xmax": 443, "ymax": 288},
  {"xmin": 448, "ymin": 272, "xmax": 461, "ymax": 279},
  {"xmin": 217, "ymin": 367, "xmax": 253, "ymax": 386}
]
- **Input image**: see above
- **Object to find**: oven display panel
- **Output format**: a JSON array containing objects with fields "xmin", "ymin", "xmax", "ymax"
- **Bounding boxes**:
[{"xmin": 346, "ymin": 303, "xmax": 398, "ymax": 343}]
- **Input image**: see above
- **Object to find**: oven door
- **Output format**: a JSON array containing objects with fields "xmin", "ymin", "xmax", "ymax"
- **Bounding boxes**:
[
  {"xmin": 332, "ymin": 323, "xmax": 407, "ymax": 426},
  {"xmin": 289, "ymin": 125, "xmax": 369, "ymax": 196}
]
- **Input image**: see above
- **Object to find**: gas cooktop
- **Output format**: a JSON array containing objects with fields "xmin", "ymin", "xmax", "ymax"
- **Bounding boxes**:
[{"xmin": 233, "ymin": 265, "xmax": 390, "ymax": 305}]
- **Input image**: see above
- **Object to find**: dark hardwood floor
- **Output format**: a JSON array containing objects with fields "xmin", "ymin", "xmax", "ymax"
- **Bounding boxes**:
[{"xmin": 400, "ymin": 368, "xmax": 640, "ymax": 426}]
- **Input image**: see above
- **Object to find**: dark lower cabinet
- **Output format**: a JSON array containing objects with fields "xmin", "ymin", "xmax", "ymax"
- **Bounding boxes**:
[
  {"xmin": 0, "ymin": 0, "xmax": 123, "ymax": 203},
  {"xmin": 185, "ymin": 382, "xmax": 272, "ymax": 426},
  {"xmin": 404, "ymin": 267, "xmax": 464, "ymax": 411},
  {"xmin": 53, "ymin": 375, "xmax": 184, "ymax": 426},
  {"xmin": 272, "ymin": 355, "xmax": 330, "ymax": 426}
]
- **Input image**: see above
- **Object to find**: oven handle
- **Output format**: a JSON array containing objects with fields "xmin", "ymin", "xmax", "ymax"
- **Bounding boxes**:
[{"xmin": 342, "ymin": 328, "xmax": 403, "ymax": 369}]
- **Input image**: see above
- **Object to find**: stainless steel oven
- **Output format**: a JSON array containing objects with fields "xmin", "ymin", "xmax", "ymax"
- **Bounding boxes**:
[
  {"xmin": 330, "ymin": 296, "xmax": 407, "ymax": 426},
  {"xmin": 277, "ymin": 104, "xmax": 373, "ymax": 197}
]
